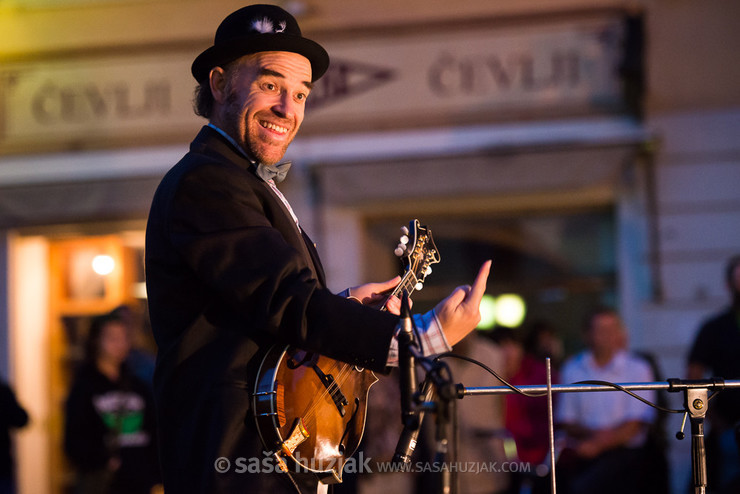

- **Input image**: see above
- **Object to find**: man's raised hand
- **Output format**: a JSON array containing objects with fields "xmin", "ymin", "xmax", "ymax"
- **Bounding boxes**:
[{"xmin": 434, "ymin": 260, "xmax": 492, "ymax": 346}]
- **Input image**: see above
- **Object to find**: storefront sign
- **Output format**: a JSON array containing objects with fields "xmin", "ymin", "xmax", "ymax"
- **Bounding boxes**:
[
  {"xmin": 0, "ymin": 14, "xmax": 630, "ymax": 155},
  {"xmin": 305, "ymin": 15, "xmax": 628, "ymax": 132},
  {"xmin": 0, "ymin": 53, "xmax": 200, "ymax": 154}
]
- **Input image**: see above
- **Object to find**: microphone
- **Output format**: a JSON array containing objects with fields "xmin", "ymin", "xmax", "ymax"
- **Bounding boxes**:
[
  {"xmin": 393, "ymin": 291, "xmax": 421, "ymax": 465},
  {"xmin": 398, "ymin": 291, "xmax": 416, "ymax": 424},
  {"xmin": 393, "ymin": 377, "xmax": 434, "ymax": 465}
]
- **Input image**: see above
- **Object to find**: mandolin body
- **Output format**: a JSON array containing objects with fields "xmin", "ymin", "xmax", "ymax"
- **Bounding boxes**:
[{"xmin": 253, "ymin": 346, "xmax": 378, "ymax": 484}]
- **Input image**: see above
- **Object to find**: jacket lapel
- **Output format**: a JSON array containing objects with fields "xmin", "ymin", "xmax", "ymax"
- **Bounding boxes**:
[{"xmin": 193, "ymin": 125, "xmax": 328, "ymax": 287}]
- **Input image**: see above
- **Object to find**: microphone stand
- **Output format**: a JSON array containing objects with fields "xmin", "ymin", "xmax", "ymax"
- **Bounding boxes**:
[
  {"xmin": 426, "ymin": 362, "xmax": 459, "ymax": 494},
  {"xmin": 392, "ymin": 293, "xmax": 459, "ymax": 494},
  {"xmin": 397, "ymin": 291, "xmax": 418, "ymax": 436},
  {"xmin": 460, "ymin": 373, "xmax": 740, "ymax": 494},
  {"xmin": 392, "ymin": 376, "xmax": 435, "ymax": 466},
  {"xmin": 666, "ymin": 378, "xmax": 726, "ymax": 494}
]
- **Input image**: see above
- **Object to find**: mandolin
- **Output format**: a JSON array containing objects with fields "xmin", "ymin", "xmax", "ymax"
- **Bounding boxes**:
[{"xmin": 252, "ymin": 219, "xmax": 440, "ymax": 484}]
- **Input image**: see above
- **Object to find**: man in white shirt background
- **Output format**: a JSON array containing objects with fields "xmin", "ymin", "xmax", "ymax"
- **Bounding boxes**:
[{"xmin": 555, "ymin": 307, "xmax": 659, "ymax": 494}]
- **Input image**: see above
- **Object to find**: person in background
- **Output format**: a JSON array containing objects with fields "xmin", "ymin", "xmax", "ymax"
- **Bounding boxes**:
[
  {"xmin": 687, "ymin": 254, "xmax": 740, "ymax": 494},
  {"xmin": 555, "ymin": 307, "xmax": 657, "ymax": 494},
  {"xmin": 0, "ymin": 378, "xmax": 28, "ymax": 494},
  {"xmin": 64, "ymin": 312, "xmax": 160, "ymax": 494},
  {"xmin": 522, "ymin": 319, "xmax": 564, "ymax": 369},
  {"xmin": 500, "ymin": 322, "xmax": 561, "ymax": 494},
  {"xmin": 110, "ymin": 304, "xmax": 156, "ymax": 388}
]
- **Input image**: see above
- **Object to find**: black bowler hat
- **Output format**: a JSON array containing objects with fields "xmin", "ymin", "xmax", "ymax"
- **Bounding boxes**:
[{"xmin": 191, "ymin": 4, "xmax": 329, "ymax": 83}]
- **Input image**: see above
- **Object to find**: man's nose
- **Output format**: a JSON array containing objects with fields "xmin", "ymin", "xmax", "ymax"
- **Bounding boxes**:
[{"xmin": 272, "ymin": 93, "xmax": 298, "ymax": 119}]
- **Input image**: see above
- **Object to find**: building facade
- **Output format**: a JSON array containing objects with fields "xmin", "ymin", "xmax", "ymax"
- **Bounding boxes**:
[{"xmin": 0, "ymin": 0, "xmax": 738, "ymax": 492}]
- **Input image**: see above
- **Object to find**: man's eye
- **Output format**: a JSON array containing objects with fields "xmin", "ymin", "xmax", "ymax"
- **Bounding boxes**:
[
  {"xmin": 296, "ymin": 93, "xmax": 307, "ymax": 101},
  {"xmin": 263, "ymin": 83, "xmax": 278, "ymax": 92}
]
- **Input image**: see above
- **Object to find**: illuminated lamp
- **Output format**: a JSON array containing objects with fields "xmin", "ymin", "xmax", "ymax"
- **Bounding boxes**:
[
  {"xmin": 91, "ymin": 254, "xmax": 115, "ymax": 275},
  {"xmin": 495, "ymin": 293, "xmax": 526, "ymax": 328},
  {"xmin": 477, "ymin": 294, "xmax": 497, "ymax": 330}
]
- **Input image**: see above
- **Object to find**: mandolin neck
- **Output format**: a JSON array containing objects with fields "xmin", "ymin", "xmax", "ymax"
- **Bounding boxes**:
[{"xmin": 381, "ymin": 270, "xmax": 419, "ymax": 312}]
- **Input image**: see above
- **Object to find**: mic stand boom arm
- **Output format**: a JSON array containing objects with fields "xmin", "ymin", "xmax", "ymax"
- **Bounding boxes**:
[{"xmin": 460, "ymin": 376, "xmax": 740, "ymax": 494}]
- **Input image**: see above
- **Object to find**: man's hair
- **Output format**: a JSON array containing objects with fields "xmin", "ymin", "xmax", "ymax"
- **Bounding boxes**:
[
  {"xmin": 192, "ymin": 61, "xmax": 239, "ymax": 119},
  {"xmin": 523, "ymin": 319, "xmax": 557, "ymax": 356},
  {"xmin": 193, "ymin": 81, "xmax": 215, "ymax": 119},
  {"xmin": 84, "ymin": 312, "xmax": 126, "ymax": 365}
]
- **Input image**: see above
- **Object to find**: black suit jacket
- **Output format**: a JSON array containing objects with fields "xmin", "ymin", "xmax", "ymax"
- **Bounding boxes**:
[{"xmin": 145, "ymin": 126, "xmax": 398, "ymax": 493}]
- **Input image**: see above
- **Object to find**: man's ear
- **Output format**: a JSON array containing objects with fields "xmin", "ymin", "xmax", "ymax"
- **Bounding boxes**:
[{"xmin": 209, "ymin": 67, "xmax": 227, "ymax": 103}]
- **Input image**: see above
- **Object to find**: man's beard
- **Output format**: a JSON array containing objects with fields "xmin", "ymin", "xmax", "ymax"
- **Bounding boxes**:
[
  {"xmin": 220, "ymin": 91, "xmax": 288, "ymax": 166},
  {"xmin": 220, "ymin": 92, "xmax": 251, "ymax": 156}
]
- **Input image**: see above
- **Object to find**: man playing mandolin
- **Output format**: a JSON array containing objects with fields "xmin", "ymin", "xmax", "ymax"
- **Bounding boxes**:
[{"xmin": 145, "ymin": 4, "xmax": 491, "ymax": 494}]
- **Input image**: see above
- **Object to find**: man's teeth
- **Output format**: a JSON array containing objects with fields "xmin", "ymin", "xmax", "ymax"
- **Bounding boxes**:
[{"xmin": 262, "ymin": 122, "xmax": 288, "ymax": 134}]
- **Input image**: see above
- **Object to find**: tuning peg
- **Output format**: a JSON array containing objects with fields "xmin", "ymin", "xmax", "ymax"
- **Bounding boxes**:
[
  {"xmin": 401, "ymin": 226, "xmax": 409, "ymax": 235},
  {"xmin": 415, "ymin": 282, "xmax": 424, "ymax": 291},
  {"xmin": 399, "ymin": 235, "xmax": 409, "ymax": 245},
  {"xmin": 394, "ymin": 245, "xmax": 405, "ymax": 257},
  {"xmin": 425, "ymin": 266, "xmax": 432, "ymax": 276}
]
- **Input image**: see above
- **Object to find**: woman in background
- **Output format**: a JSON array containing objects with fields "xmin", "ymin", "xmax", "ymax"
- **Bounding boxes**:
[{"xmin": 64, "ymin": 312, "xmax": 160, "ymax": 494}]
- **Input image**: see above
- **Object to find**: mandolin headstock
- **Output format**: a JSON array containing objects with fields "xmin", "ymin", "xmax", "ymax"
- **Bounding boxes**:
[{"xmin": 392, "ymin": 219, "xmax": 441, "ymax": 298}]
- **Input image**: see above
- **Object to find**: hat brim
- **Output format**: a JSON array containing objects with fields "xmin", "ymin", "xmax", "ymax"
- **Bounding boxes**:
[{"xmin": 191, "ymin": 33, "xmax": 329, "ymax": 83}]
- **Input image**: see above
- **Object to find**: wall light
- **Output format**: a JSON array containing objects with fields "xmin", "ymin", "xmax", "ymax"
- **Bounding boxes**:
[
  {"xmin": 495, "ymin": 293, "xmax": 526, "ymax": 328},
  {"xmin": 91, "ymin": 254, "xmax": 115, "ymax": 276},
  {"xmin": 477, "ymin": 293, "xmax": 527, "ymax": 330},
  {"xmin": 477, "ymin": 294, "xmax": 497, "ymax": 330}
]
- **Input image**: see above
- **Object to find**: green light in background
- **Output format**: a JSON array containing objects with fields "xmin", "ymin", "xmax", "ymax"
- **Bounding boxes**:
[
  {"xmin": 477, "ymin": 294, "xmax": 496, "ymax": 330},
  {"xmin": 495, "ymin": 293, "xmax": 526, "ymax": 327}
]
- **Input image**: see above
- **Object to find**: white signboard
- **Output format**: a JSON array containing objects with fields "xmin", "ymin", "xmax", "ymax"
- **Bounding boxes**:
[
  {"xmin": 0, "ymin": 14, "xmax": 628, "ymax": 155},
  {"xmin": 305, "ymin": 15, "xmax": 627, "ymax": 132},
  {"xmin": 0, "ymin": 52, "xmax": 201, "ymax": 154}
]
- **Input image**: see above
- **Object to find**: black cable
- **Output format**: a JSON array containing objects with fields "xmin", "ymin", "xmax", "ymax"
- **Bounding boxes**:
[
  {"xmin": 434, "ymin": 352, "xmax": 548, "ymax": 398},
  {"xmin": 573, "ymin": 380, "xmax": 684, "ymax": 414},
  {"xmin": 434, "ymin": 352, "xmax": 687, "ymax": 414}
]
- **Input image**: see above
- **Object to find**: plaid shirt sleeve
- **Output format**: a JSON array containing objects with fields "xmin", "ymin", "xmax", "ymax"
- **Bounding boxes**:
[
  {"xmin": 338, "ymin": 289, "xmax": 451, "ymax": 367},
  {"xmin": 385, "ymin": 310, "xmax": 451, "ymax": 367}
]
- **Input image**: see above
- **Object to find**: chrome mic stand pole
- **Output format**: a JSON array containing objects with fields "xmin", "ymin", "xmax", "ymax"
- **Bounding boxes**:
[
  {"xmin": 687, "ymin": 386, "xmax": 708, "ymax": 494},
  {"xmin": 459, "ymin": 377, "xmax": 740, "ymax": 494},
  {"xmin": 666, "ymin": 378, "xmax": 726, "ymax": 494},
  {"xmin": 545, "ymin": 358, "xmax": 557, "ymax": 494}
]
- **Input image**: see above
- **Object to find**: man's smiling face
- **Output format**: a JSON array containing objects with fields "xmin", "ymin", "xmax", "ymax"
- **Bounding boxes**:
[{"xmin": 211, "ymin": 51, "xmax": 313, "ymax": 165}]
